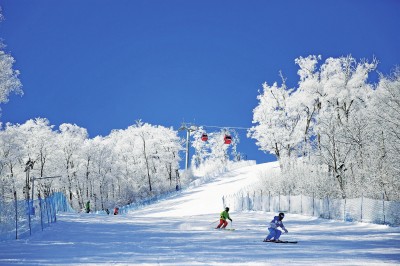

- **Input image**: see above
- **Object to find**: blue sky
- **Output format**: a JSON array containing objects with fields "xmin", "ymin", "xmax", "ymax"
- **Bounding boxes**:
[{"xmin": 0, "ymin": 0, "xmax": 399, "ymax": 166}]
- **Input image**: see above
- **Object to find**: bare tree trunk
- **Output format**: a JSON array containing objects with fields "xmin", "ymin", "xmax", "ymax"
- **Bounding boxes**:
[{"xmin": 141, "ymin": 135, "xmax": 152, "ymax": 192}]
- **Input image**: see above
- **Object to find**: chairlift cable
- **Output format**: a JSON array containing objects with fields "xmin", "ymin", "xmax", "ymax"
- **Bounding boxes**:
[{"xmin": 200, "ymin": 125, "xmax": 250, "ymax": 130}]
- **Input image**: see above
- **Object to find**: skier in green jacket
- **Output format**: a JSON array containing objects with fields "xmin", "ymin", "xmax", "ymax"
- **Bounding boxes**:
[
  {"xmin": 216, "ymin": 207, "xmax": 232, "ymax": 229},
  {"xmin": 85, "ymin": 201, "xmax": 91, "ymax": 213}
]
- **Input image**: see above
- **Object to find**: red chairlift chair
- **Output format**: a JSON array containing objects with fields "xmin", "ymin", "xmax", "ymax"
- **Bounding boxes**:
[{"xmin": 224, "ymin": 134, "xmax": 232, "ymax": 144}]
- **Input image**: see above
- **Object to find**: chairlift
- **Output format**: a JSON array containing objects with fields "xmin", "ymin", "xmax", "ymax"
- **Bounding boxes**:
[
  {"xmin": 201, "ymin": 133, "xmax": 208, "ymax": 141},
  {"xmin": 224, "ymin": 134, "xmax": 232, "ymax": 144}
]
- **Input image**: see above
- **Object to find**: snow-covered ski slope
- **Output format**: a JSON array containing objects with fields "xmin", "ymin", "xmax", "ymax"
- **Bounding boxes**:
[
  {"xmin": 132, "ymin": 160, "xmax": 277, "ymax": 217},
  {"xmin": 1, "ymin": 161, "xmax": 399, "ymax": 266}
]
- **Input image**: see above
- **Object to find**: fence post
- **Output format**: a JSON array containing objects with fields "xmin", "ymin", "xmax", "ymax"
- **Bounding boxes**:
[
  {"xmin": 14, "ymin": 191, "xmax": 18, "ymax": 240},
  {"xmin": 312, "ymin": 192, "xmax": 315, "ymax": 217},
  {"xmin": 27, "ymin": 199, "xmax": 32, "ymax": 236},
  {"xmin": 39, "ymin": 192, "xmax": 44, "ymax": 231},
  {"xmin": 49, "ymin": 194, "xmax": 53, "ymax": 222},
  {"xmin": 241, "ymin": 193, "xmax": 244, "ymax": 211},
  {"xmin": 269, "ymin": 191, "xmax": 271, "ymax": 212},
  {"xmin": 247, "ymin": 192, "xmax": 250, "ymax": 210},
  {"xmin": 361, "ymin": 194, "xmax": 363, "ymax": 223},
  {"xmin": 62, "ymin": 192, "xmax": 66, "ymax": 211},
  {"xmin": 301, "ymin": 194, "xmax": 303, "ymax": 215},
  {"xmin": 327, "ymin": 196, "xmax": 330, "ymax": 220},
  {"xmin": 253, "ymin": 191, "xmax": 256, "ymax": 211},
  {"xmin": 46, "ymin": 197, "xmax": 50, "ymax": 224},
  {"xmin": 52, "ymin": 194, "xmax": 57, "ymax": 223},
  {"xmin": 382, "ymin": 193, "xmax": 386, "ymax": 224},
  {"xmin": 279, "ymin": 192, "xmax": 281, "ymax": 211}
]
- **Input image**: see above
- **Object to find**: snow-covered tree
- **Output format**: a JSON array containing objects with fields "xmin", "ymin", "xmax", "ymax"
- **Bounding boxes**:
[
  {"xmin": 0, "ymin": 123, "xmax": 25, "ymax": 197},
  {"xmin": 156, "ymin": 126, "xmax": 181, "ymax": 187},
  {"xmin": 313, "ymin": 56, "xmax": 377, "ymax": 198},
  {"xmin": 89, "ymin": 136, "xmax": 114, "ymax": 210},
  {"xmin": 18, "ymin": 118, "xmax": 58, "ymax": 197},
  {"xmin": 57, "ymin": 123, "xmax": 88, "ymax": 204},
  {"xmin": 0, "ymin": 8, "xmax": 23, "ymax": 108},
  {"xmin": 0, "ymin": 50, "xmax": 22, "ymax": 105},
  {"xmin": 248, "ymin": 75, "xmax": 300, "ymax": 168},
  {"xmin": 191, "ymin": 128, "xmax": 210, "ymax": 168},
  {"xmin": 366, "ymin": 68, "xmax": 400, "ymax": 200}
]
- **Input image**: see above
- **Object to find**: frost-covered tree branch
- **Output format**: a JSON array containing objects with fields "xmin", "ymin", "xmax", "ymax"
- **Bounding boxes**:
[{"xmin": 0, "ymin": 8, "xmax": 23, "ymax": 107}]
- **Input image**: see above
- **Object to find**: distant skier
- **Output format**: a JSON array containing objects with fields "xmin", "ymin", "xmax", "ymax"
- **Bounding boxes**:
[
  {"xmin": 216, "ymin": 207, "xmax": 233, "ymax": 229},
  {"xmin": 85, "ymin": 201, "xmax": 91, "ymax": 213},
  {"xmin": 263, "ymin": 212, "xmax": 288, "ymax": 242},
  {"xmin": 114, "ymin": 207, "xmax": 119, "ymax": 215}
]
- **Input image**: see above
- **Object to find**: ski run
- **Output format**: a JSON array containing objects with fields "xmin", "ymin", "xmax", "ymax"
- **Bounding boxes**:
[{"xmin": 0, "ymin": 162, "xmax": 399, "ymax": 265}]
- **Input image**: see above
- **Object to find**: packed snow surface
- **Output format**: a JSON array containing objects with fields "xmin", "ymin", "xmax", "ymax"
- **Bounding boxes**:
[{"xmin": 1, "ymin": 162, "xmax": 399, "ymax": 265}]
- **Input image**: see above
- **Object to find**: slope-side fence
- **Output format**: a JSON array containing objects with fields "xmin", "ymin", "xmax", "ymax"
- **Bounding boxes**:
[
  {"xmin": 0, "ymin": 192, "xmax": 74, "ymax": 241},
  {"xmin": 222, "ymin": 191, "xmax": 400, "ymax": 226}
]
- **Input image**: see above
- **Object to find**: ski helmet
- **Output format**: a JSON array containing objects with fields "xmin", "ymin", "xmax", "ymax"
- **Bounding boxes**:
[
  {"xmin": 225, "ymin": 207, "xmax": 230, "ymax": 212},
  {"xmin": 278, "ymin": 212, "xmax": 285, "ymax": 220}
]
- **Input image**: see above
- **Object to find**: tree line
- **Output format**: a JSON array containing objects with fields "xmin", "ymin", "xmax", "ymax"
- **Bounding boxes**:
[{"xmin": 0, "ymin": 119, "xmax": 184, "ymax": 211}]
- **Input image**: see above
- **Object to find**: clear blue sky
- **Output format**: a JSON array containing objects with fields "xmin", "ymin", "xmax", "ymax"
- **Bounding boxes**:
[{"xmin": 0, "ymin": 0, "xmax": 399, "ymax": 166}]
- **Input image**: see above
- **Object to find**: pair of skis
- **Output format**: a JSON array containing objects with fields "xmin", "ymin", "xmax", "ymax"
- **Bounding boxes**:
[
  {"xmin": 215, "ymin": 229, "xmax": 297, "ymax": 243},
  {"xmin": 263, "ymin": 240, "xmax": 298, "ymax": 244},
  {"xmin": 215, "ymin": 227, "xmax": 235, "ymax": 231}
]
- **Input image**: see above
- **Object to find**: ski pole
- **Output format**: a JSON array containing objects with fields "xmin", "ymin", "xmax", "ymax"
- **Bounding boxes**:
[{"xmin": 209, "ymin": 220, "xmax": 219, "ymax": 225}]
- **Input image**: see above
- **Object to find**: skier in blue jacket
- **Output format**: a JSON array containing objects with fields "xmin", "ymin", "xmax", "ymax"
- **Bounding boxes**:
[{"xmin": 263, "ymin": 212, "xmax": 288, "ymax": 242}]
